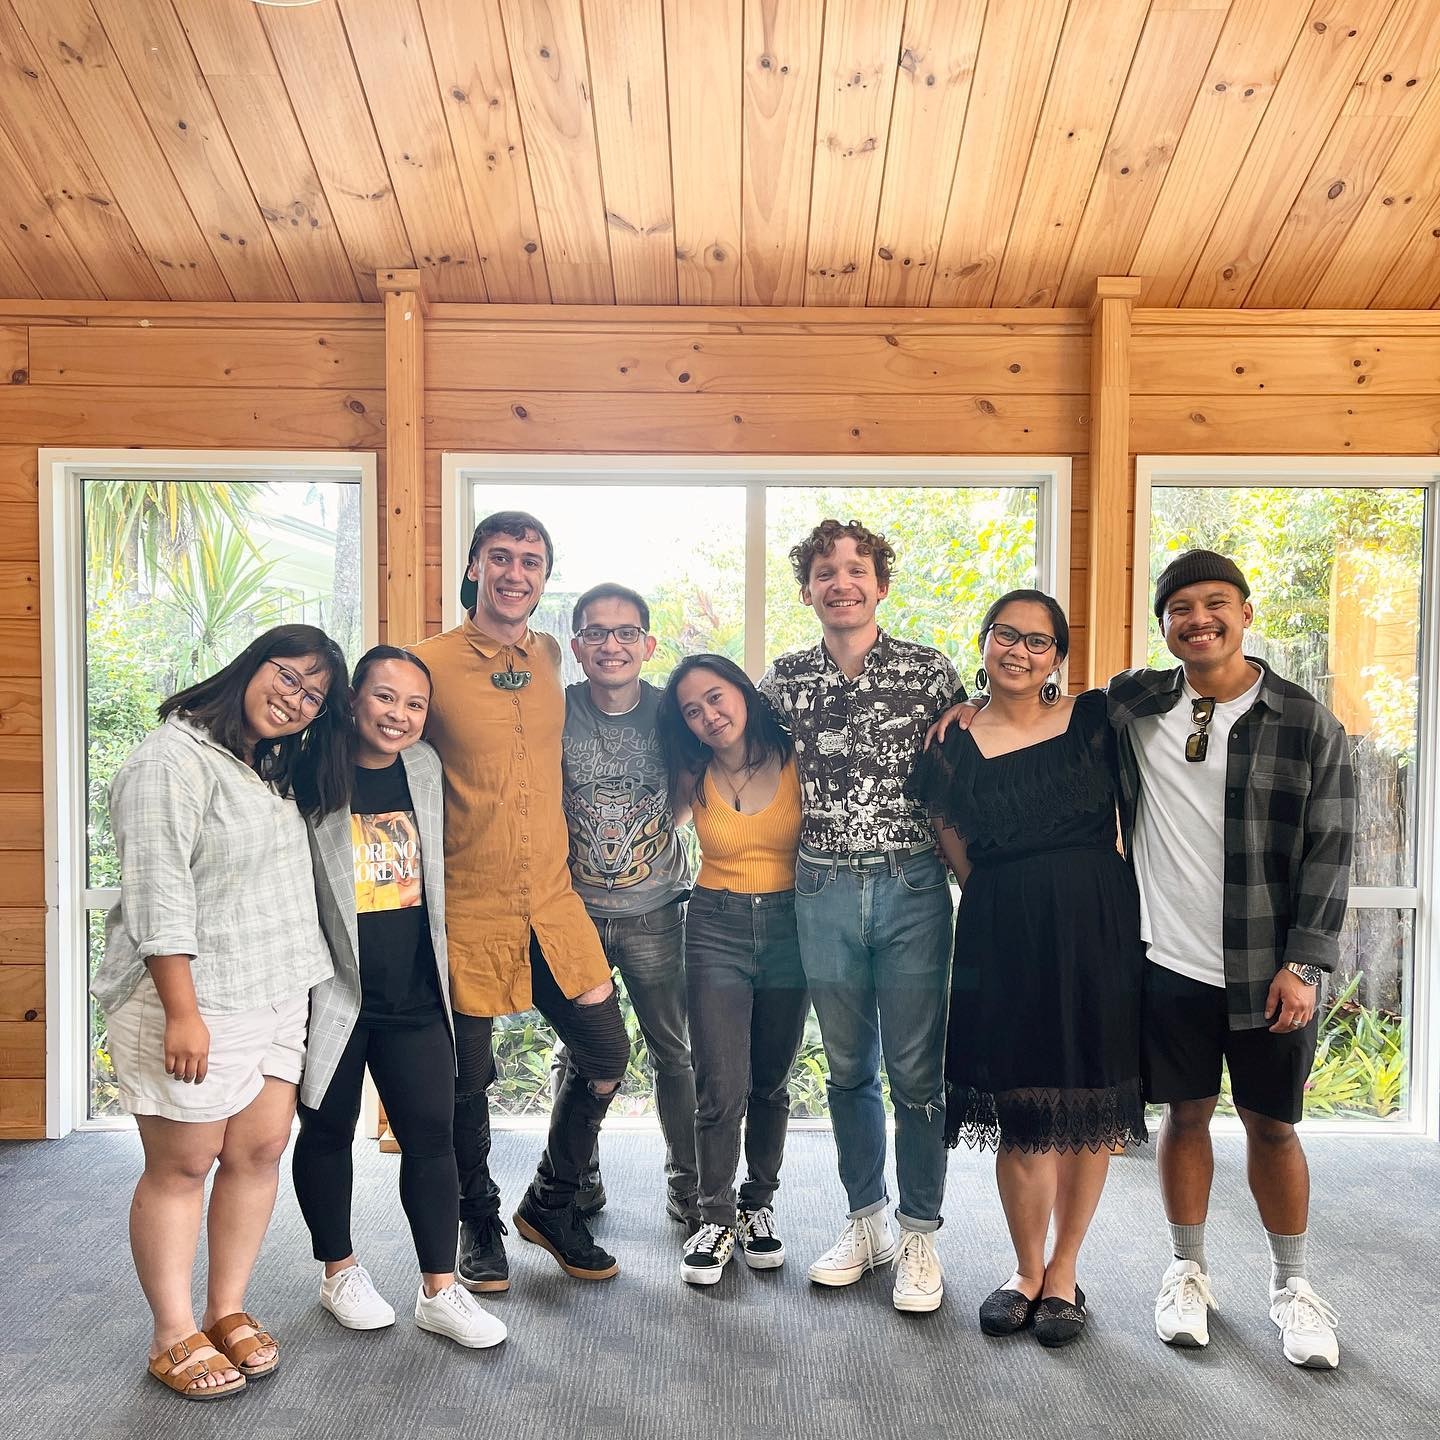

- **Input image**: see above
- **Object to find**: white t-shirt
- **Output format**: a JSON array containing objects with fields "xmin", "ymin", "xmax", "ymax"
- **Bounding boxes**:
[{"xmin": 1130, "ymin": 665, "xmax": 1264, "ymax": 988}]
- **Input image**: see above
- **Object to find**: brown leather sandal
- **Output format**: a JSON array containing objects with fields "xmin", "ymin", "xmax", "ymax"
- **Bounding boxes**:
[
  {"xmin": 147, "ymin": 1333, "xmax": 247, "ymax": 1401},
  {"xmin": 205, "ymin": 1312, "xmax": 280, "ymax": 1379}
]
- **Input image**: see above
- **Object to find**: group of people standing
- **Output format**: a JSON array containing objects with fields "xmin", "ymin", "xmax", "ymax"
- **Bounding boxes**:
[{"xmin": 92, "ymin": 509, "xmax": 1355, "ymax": 1403}]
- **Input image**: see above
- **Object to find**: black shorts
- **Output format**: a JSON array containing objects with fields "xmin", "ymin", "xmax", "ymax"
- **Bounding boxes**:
[{"xmin": 1141, "ymin": 962, "xmax": 1317, "ymax": 1125}]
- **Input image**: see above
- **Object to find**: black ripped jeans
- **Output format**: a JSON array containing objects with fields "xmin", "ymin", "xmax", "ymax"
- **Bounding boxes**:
[{"xmin": 453, "ymin": 931, "xmax": 631, "ymax": 1217}]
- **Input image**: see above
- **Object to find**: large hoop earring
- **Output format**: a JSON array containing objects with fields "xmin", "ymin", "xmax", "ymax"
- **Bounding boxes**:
[
  {"xmin": 974, "ymin": 666, "xmax": 989, "ymax": 694},
  {"xmin": 1039, "ymin": 672, "xmax": 1061, "ymax": 707}
]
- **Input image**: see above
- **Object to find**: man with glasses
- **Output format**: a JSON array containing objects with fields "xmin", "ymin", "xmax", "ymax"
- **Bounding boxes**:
[
  {"xmin": 410, "ymin": 512, "xmax": 631, "ymax": 1296},
  {"xmin": 1112, "ymin": 549, "xmax": 1354, "ymax": 1370},
  {"xmin": 557, "ymin": 583, "xmax": 699, "ymax": 1233},
  {"xmin": 759, "ymin": 518, "xmax": 960, "ymax": 1314}
]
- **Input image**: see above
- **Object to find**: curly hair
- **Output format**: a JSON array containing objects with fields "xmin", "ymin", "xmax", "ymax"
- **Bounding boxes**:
[{"xmin": 788, "ymin": 518, "xmax": 895, "ymax": 589}]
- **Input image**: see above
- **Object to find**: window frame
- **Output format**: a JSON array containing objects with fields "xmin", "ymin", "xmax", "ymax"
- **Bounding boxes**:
[
  {"xmin": 1134, "ymin": 455, "xmax": 1440, "ymax": 1139},
  {"xmin": 40, "ymin": 448, "xmax": 379, "ymax": 1136},
  {"xmin": 441, "ymin": 453, "xmax": 1072, "ymax": 677}
]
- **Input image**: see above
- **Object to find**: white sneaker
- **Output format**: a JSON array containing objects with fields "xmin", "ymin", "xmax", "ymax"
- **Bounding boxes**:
[
  {"xmin": 319, "ymin": 1263, "xmax": 395, "ymax": 1330},
  {"xmin": 891, "ymin": 1229, "xmax": 943, "ymax": 1313},
  {"xmin": 681, "ymin": 1223, "xmax": 736, "ymax": 1287},
  {"xmin": 414, "ymin": 1282, "xmax": 507, "ymax": 1349},
  {"xmin": 1269, "ymin": 1277, "xmax": 1339, "ymax": 1370},
  {"xmin": 737, "ymin": 1207, "xmax": 785, "ymax": 1270},
  {"xmin": 1155, "ymin": 1259, "xmax": 1217, "ymax": 1347},
  {"xmin": 807, "ymin": 1211, "xmax": 897, "ymax": 1287}
]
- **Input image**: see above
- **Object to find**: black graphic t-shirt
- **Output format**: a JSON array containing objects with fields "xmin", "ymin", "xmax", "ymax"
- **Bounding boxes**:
[
  {"xmin": 561, "ymin": 681, "xmax": 689, "ymax": 917},
  {"xmin": 352, "ymin": 759, "xmax": 442, "ymax": 1027}
]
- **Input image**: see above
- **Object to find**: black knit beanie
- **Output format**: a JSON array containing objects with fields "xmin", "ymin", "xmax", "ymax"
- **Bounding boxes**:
[{"xmin": 1153, "ymin": 548, "xmax": 1250, "ymax": 619}]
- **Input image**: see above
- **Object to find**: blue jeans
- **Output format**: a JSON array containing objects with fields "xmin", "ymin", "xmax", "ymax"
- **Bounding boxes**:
[{"xmin": 795, "ymin": 847, "xmax": 953, "ymax": 1231}]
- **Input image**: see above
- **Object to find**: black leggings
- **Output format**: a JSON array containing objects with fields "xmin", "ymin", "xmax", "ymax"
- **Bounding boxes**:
[{"xmin": 293, "ymin": 1014, "xmax": 458, "ymax": 1275}]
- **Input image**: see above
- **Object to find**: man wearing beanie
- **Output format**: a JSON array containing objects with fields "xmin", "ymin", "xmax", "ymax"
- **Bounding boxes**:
[{"xmin": 1108, "ymin": 547, "xmax": 1354, "ymax": 1371}]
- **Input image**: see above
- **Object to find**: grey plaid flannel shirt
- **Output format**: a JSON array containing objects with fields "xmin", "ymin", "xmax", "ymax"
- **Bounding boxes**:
[{"xmin": 1109, "ymin": 663, "xmax": 1356, "ymax": 1030}]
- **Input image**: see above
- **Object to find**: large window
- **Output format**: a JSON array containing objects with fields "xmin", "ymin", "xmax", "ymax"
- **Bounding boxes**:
[
  {"xmin": 446, "ymin": 455, "xmax": 1070, "ymax": 1116},
  {"xmin": 1136, "ymin": 459, "xmax": 1437, "ymax": 1131},
  {"xmin": 43, "ymin": 452, "xmax": 376, "ymax": 1131}
]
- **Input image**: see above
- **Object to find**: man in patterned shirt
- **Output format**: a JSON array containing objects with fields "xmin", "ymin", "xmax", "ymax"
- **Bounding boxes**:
[{"xmin": 760, "ymin": 519, "xmax": 960, "ymax": 1314}]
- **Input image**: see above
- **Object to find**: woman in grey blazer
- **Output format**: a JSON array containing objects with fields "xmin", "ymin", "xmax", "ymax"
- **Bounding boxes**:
[{"xmin": 292, "ymin": 645, "xmax": 505, "ymax": 1351}]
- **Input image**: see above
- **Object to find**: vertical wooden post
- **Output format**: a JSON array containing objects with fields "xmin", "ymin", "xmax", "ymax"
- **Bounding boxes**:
[
  {"xmin": 378, "ymin": 267, "xmax": 426, "ymax": 647},
  {"xmin": 1087, "ymin": 277, "xmax": 1141, "ymax": 687}
]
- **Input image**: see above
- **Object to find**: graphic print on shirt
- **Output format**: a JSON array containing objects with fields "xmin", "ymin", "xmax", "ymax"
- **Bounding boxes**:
[
  {"xmin": 563, "ymin": 723, "xmax": 671, "ymax": 890},
  {"xmin": 352, "ymin": 810, "xmax": 424, "ymax": 912}
]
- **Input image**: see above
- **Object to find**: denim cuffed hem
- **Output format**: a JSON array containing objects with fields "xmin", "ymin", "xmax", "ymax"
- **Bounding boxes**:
[
  {"xmin": 847, "ymin": 1195, "xmax": 890, "ymax": 1222},
  {"xmin": 700, "ymin": 1207, "xmax": 738, "ymax": 1227},
  {"xmin": 895, "ymin": 1211, "xmax": 941, "ymax": 1234}
]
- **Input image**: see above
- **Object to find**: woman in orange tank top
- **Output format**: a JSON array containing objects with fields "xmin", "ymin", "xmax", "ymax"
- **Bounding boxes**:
[{"xmin": 657, "ymin": 655, "xmax": 809, "ymax": 1290}]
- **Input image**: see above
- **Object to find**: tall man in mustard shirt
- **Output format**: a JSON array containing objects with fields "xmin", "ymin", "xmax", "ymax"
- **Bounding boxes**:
[{"xmin": 412, "ymin": 512, "xmax": 631, "ymax": 1290}]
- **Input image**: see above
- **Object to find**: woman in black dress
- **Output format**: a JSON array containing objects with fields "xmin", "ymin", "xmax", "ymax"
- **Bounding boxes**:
[{"xmin": 912, "ymin": 589, "xmax": 1146, "ymax": 1347}]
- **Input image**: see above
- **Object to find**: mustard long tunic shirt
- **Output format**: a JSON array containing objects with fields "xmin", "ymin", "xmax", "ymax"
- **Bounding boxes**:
[{"xmin": 412, "ymin": 614, "xmax": 608, "ymax": 1017}]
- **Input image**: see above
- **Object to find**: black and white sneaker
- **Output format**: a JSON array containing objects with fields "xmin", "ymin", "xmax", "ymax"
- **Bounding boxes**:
[
  {"xmin": 681, "ymin": 1224, "xmax": 736, "ymax": 1287},
  {"xmin": 737, "ymin": 1207, "xmax": 785, "ymax": 1270}
]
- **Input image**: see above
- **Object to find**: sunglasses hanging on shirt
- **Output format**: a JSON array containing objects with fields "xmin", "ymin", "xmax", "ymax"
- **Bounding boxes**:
[{"xmin": 1185, "ymin": 696, "xmax": 1216, "ymax": 762}]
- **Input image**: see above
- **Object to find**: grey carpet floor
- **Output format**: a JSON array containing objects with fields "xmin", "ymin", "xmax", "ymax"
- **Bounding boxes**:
[{"xmin": 1, "ymin": 1129, "xmax": 1437, "ymax": 1440}]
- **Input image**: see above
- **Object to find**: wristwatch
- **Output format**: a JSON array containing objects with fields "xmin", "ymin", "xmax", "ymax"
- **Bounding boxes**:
[{"xmin": 1284, "ymin": 962, "xmax": 1323, "ymax": 987}]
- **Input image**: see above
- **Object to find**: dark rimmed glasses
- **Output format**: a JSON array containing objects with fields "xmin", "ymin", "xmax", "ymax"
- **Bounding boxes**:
[
  {"xmin": 268, "ymin": 660, "xmax": 328, "ymax": 718},
  {"xmin": 1185, "ymin": 696, "xmax": 1216, "ymax": 762},
  {"xmin": 574, "ymin": 624, "xmax": 648, "ymax": 646},
  {"xmin": 984, "ymin": 622, "xmax": 1057, "ymax": 655}
]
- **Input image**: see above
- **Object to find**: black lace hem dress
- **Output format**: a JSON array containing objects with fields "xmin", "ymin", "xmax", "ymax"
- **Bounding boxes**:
[{"xmin": 911, "ymin": 689, "xmax": 1147, "ymax": 1154}]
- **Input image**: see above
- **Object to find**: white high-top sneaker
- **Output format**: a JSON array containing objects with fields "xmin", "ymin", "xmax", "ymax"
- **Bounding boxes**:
[
  {"xmin": 807, "ymin": 1211, "xmax": 897, "ymax": 1287},
  {"xmin": 1155, "ymin": 1259, "xmax": 1218, "ymax": 1347},
  {"xmin": 891, "ymin": 1229, "xmax": 943, "ymax": 1313},
  {"xmin": 1269, "ymin": 1278, "xmax": 1339, "ymax": 1370}
]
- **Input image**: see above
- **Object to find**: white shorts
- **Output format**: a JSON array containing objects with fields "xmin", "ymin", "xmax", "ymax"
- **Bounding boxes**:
[{"xmin": 106, "ymin": 978, "xmax": 309, "ymax": 1124}]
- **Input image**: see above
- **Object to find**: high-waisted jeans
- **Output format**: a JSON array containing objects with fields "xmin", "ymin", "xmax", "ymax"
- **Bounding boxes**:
[{"xmin": 685, "ymin": 886, "xmax": 810, "ymax": 1227}]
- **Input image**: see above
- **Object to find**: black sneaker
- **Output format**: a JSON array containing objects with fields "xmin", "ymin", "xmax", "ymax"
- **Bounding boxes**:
[
  {"xmin": 680, "ymin": 1223, "xmax": 735, "ymax": 1287},
  {"xmin": 666, "ymin": 1194, "xmax": 701, "ymax": 1230},
  {"xmin": 737, "ymin": 1207, "xmax": 786, "ymax": 1270},
  {"xmin": 457, "ymin": 1216, "xmax": 510, "ymax": 1294},
  {"xmin": 575, "ymin": 1173, "xmax": 607, "ymax": 1219},
  {"xmin": 513, "ymin": 1192, "xmax": 619, "ymax": 1280}
]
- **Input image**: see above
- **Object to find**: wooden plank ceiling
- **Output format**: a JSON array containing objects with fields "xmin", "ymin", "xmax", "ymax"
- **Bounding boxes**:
[{"xmin": 0, "ymin": 0, "xmax": 1437, "ymax": 308}]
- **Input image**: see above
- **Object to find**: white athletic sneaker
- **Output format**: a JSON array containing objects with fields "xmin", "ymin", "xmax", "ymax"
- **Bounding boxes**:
[
  {"xmin": 681, "ymin": 1223, "xmax": 736, "ymax": 1287},
  {"xmin": 1270, "ymin": 1278, "xmax": 1339, "ymax": 1370},
  {"xmin": 737, "ymin": 1207, "xmax": 785, "ymax": 1270},
  {"xmin": 807, "ymin": 1211, "xmax": 897, "ymax": 1287},
  {"xmin": 891, "ymin": 1229, "xmax": 943, "ymax": 1313},
  {"xmin": 414, "ymin": 1282, "xmax": 507, "ymax": 1349},
  {"xmin": 1155, "ymin": 1259, "xmax": 1218, "ymax": 1348},
  {"xmin": 319, "ymin": 1263, "xmax": 396, "ymax": 1330}
]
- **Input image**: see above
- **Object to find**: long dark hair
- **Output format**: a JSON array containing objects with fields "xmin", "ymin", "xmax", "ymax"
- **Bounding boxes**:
[
  {"xmin": 351, "ymin": 644, "xmax": 433, "ymax": 695},
  {"xmin": 158, "ymin": 624, "xmax": 351, "ymax": 819},
  {"xmin": 978, "ymin": 588, "xmax": 1070, "ymax": 664},
  {"xmin": 657, "ymin": 654, "xmax": 792, "ymax": 807}
]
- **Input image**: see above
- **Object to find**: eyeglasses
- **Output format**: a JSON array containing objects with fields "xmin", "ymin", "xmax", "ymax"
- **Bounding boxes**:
[
  {"xmin": 268, "ymin": 661, "xmax": 328, "ymax": 718},
  {"xmin": 985, "ymin": 622, "xmax": 1057, "ymax": 656},
  {"xmin": 574, "ymin": 624, "xmax": 648, "ymax": 646},
  {"xmin": 1185, "ymin": 696, "xmax": 1216, "ymax": 762}
]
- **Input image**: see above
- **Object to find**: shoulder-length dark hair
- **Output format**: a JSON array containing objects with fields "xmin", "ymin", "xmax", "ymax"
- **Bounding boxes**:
[
  {"xmin": 657, "ymin": 654, "xmax": 792, "ymax": 807},
  {"xmin": 351, "ymin": 644, "xmax": 433, "ymax": 695},
  {"xmin": 158, "ymin": 624, "xmax": 351, "ymax": 820}
]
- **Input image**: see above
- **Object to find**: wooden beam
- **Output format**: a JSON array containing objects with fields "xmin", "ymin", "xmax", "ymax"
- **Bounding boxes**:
[
  {"xmin": 383, "ymin": 274, "xmax": 425, "ymax": 646},
  {"xmin": 1087, "ymin": 276, "xmax": 1139, "ymax": 686}
]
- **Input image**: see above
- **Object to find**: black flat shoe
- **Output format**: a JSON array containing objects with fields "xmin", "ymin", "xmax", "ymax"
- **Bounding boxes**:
[
  {"xmin": 1033, "ymin": 1285, "xmax": 1087, "ymax": 1347},
  {"xmin": 979, "ymin": 1285, "xmax": 1040, "ymax": 1336}
]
